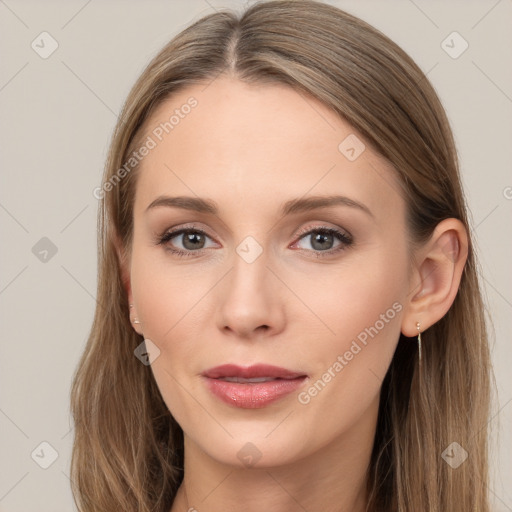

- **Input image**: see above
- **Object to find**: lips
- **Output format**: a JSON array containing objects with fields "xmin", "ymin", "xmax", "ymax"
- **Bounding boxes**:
[
  {"xmin": 202, "ymin": 364, "xmax": 308, "ymax": 409},
  {"xmin": 203, "ymin": 364, "xmax": 305, "ymax": 380}
]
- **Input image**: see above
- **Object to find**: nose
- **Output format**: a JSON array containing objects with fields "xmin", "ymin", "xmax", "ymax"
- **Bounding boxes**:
[{"xmin": 215, "ymin": 247, "xmax": 286, "ymax": 340}]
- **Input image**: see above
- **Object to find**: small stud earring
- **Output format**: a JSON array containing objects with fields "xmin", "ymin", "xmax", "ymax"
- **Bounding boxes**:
[
  {"xmin": 416, "ymin": 321, "xmax": 422, "ymax": 364},
  {"xmin": 129, "ymin": 304, "xmax": 140, "ymax": 324}
]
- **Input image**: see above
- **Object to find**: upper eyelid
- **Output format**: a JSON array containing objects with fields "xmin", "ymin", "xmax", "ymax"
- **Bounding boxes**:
[
  {"xmin": 161, "ymin": 223, "xmax": 347, "ymax": 236},
  {"xmin": 295, "ymin": 224, "xmax": 351, "ymax": 238}
]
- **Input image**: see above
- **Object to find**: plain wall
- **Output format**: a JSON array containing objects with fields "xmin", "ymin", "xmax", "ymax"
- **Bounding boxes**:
[{"xmin": 0, "ymin": 0, "xmax": 510, "ymax": 510}]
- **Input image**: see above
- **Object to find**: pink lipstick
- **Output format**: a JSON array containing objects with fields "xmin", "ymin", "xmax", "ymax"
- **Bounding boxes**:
[{"xmin": 202, "ymin": 364, "xmax": 308, "ymax": 409}]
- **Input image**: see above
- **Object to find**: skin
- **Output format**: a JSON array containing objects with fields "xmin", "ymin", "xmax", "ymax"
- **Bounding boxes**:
[{"xmin": 119, "ymin": 77, "xmax": 468, "ymax": 512}]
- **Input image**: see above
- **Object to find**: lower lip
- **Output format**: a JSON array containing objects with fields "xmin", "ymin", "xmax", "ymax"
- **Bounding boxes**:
[{"xmin": 203, "ymin": 376, "xmax": 307, "ymax": 409}]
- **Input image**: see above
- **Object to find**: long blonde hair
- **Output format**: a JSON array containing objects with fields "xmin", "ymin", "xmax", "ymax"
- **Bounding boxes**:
[{"xmin": 70, "ymin": 1, "xmax": 493, "ymax": 510}]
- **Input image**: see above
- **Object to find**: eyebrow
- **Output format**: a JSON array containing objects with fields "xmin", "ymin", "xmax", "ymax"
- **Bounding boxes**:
[{"xmin": 145, "ymin": 194, "xmax": 374, "ymax": 218}]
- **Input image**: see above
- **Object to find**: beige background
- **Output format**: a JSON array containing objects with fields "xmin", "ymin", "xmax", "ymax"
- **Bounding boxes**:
[{"xmin": 0, "ymin": 0, "xmax": 511, "ymax": 510}]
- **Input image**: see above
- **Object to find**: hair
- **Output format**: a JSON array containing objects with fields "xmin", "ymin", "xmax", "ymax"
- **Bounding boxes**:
[{"xmin": 69, "ymin": 1, "xmax": 494, "ymax": 511}]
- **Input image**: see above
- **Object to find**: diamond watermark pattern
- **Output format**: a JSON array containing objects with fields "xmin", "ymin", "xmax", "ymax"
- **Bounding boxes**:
[
  {"xmin": 32, "ymin": 237, "xmax": 58, "ymax": 263},
  {"xmin": 441, "ymin": 32, "xmax": 468, "ymax": 59},
  {"xmin": 31, "ymin": 31, "xmax": 59, "ymax": 59},
  {"xmin": 441, "ymin": 441, "xmax": 468, "ymax": 469},
  {"xmin": 134, "ymin": 339, "xmax": 161, "ymax": 366},
  {"xmin": 31, "ymin": 441, "xmax": 59, "ymax": 469},
  {"xmin": 236, "ymin": 236, "xmax": 263, "ymax": 264},
  {"xmin": 237, "ymin": 442, "xmax": 262, "ymax": 467},
  {"xmin": 338, "ymin": 134, "xmax": 366, "ymax": 161}
]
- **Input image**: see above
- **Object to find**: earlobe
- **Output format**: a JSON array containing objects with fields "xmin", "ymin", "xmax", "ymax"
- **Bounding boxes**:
[
  {"xmin": 401, "ymin": 218, "xmax": 468, "ymax": 337},
  {"xmin": 129, "ymin": 303, "xmax": 144, "ymax": 336}
]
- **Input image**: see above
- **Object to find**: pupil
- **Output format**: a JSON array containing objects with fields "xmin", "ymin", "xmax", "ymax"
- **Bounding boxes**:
[
  {"xmin": 312, "ymin": 232, "xmax": 333, "ymax": 251},
  {"xmin": 183, "ymin": 232, "xmax": 204, "ymax": 250}
]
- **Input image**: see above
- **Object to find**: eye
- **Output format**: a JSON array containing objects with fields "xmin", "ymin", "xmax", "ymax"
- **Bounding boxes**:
[
  {"xmin": 291, "ymin": 225, "xmax": 353, "ymax": 257},
  {"xmin": 157, "ymin": 226, "xmax": 217, "ymax": 257},
  {"xmin": 156, "ymin": 223, "xmax": 353, "ymax": 259}
]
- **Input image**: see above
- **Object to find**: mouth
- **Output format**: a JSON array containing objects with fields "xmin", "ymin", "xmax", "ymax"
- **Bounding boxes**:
[
  {"xmin": 216, "ymin": 376, "xmax": 292, "ymax": 383},
  {"xmin": 202, "ymin": 364, "xmax": 308, "ymax": 409}
]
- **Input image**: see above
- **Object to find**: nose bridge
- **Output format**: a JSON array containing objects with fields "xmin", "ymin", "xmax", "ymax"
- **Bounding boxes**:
[
  {"xmin": 229, "ymin": 237, "xmax": 274, "ymax": 308},
  {"xmin": 232, "ymin": 241, "xmax": 269, "ymax": 294},
  {"xmin": 216, "ymin": 236, "xmax": 284, "ymax": 337}
]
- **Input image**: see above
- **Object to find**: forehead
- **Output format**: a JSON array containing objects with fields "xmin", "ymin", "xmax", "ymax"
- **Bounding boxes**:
[{"xmin": 132, "ymin": 77, "xmax": 403, "ymax": 222}]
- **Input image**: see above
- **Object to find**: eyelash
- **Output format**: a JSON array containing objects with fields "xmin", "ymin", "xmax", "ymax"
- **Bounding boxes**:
[{"xmin": 156, "ymin": 223, "xmax": 353, "ymax": 259}]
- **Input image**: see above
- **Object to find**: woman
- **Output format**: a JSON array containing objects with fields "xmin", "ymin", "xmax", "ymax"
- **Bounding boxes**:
[{"xmin": 70, "ymin": 1, "xmax": 493, "ymax": 510}]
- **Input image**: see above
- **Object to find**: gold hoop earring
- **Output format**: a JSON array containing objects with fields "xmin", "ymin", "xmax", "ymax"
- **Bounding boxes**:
[{"xmin": 416, "ymin": 322, "xmax": 422, "ymax": 364}]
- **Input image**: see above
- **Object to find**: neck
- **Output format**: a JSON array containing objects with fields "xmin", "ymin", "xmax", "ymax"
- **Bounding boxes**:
[{"xmin": 170, "ymin": 397, "xmax": 378, "ymax": 512}]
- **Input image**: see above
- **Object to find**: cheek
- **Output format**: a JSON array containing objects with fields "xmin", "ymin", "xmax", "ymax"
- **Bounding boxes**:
[
  {"xmin": 130, "ymin": 245, "xmax": 207, "ymax": 342},
  {"xmin": 289, "ymin": 246, "xmax": 406, "ymax": 412},
  {"xmin": 130, "ymin": 247, "xmax": 217, "ymax": 403},
  {"xmin": 130, "ymin": 250, "xmax": 206, "ymax": 425},
  {"xmin": 288, "ymin": 246, "xmax": 406, "ymax": 351}
]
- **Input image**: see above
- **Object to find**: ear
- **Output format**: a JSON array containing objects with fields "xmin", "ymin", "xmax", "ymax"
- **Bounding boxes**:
[
  {"xmin": 401, "ymin": 218, "xmax": 468, "ymax": 337},
  {"xmin": 113, "ymin": 232, "xmax": 143, "ymax": 336}
]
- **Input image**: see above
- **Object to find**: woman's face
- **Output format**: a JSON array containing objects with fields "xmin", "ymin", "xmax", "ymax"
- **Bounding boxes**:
[{"xmin": 128, "ymin": 77, "xmax": 413, "ymax": 467}]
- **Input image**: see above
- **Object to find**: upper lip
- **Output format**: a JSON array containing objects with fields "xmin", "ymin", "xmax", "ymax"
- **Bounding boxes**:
[{"xmin": 202, "ymin": 364, "xmax": 307, "ymax": 380}]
